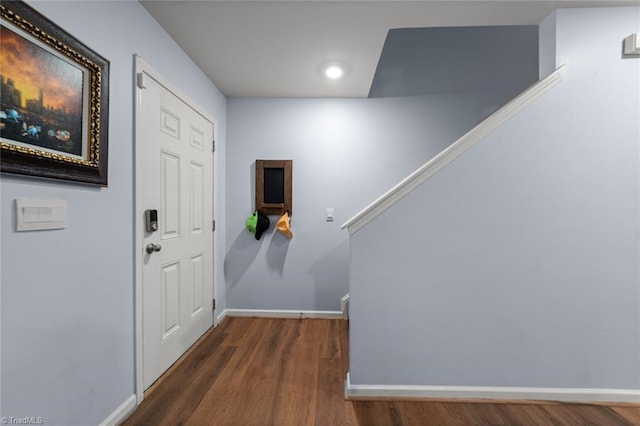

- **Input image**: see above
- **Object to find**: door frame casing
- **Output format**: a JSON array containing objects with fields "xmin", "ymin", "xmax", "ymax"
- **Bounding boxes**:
[{"xmin": 133, "ymin": 55, "xmax": 218, "ymax": 404}]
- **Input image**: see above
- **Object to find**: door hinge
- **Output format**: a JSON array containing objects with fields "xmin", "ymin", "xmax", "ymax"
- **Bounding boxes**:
[
  {"xmin": 212, "ymin": 299, "xmax": 216, "ymax": 311},
  {"xmin": 136, "ymin": 72, "xmax": 147, "ymax": 89},
  {"xmin": 212, "ymin": 219, "xmax": 216, "ymax": 232},
  {"xmin": 212, "ymin": 139, "xmax": 215, "ymax": 153}
]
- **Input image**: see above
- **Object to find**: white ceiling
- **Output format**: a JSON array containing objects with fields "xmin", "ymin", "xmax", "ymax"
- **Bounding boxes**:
[{"xmin": 141, "ymin": 1, "xmax": 638, "ymax": 98}]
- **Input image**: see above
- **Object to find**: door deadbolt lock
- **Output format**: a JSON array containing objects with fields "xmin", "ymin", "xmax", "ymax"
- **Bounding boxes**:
[
  {"xmin": 145, "ymin": 209, "xmax": 158, "ymax": 232},
  {"xmin": 146, "ymin": 243, "xmax": 162, "ymax": 254}
]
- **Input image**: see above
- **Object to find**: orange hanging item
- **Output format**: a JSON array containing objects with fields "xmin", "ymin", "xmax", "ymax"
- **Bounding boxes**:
[{"xmin": 277, "ymin": 212, "xmax": 293, "ymax": 240}]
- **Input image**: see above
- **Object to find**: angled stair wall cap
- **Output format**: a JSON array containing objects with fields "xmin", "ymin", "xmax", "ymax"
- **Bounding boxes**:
[{"xmin": 341, "ymin": 65, "xmax": 566, "ymax": 235}]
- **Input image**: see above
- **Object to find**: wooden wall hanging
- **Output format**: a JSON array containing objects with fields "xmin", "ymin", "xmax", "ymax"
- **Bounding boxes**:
[{"xmin": 255, "ymin": 159, "xmax": 292, "ymax": 215}]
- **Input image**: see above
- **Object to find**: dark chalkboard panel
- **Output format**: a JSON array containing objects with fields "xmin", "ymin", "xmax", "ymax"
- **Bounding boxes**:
[{"xmin": 264, "ymin": 167, "xmax": 285, "ymax": 204}]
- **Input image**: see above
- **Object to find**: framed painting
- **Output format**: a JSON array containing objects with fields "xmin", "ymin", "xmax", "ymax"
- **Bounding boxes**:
[{"xmin": 0, "ymin": 0, "xmax": 109, "ymax": 186}]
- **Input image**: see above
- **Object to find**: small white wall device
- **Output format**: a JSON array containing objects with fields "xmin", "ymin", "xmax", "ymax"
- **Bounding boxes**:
[
  {"xmin": 16, "ymin": 198, "xmax": 66, "ymax": 231},
  {"xmin": 326, "ymin": 208, "xmax": 335, "ymax": 222},
  {"xmin": 145, "ymin": 209, "xmax": 159, "ymax": 232},
  {"xmin": 623, "ymin": 33, "xmax": 640, "ymax": 57}
]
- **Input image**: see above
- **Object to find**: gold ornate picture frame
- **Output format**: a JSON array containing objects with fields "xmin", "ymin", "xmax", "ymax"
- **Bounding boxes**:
[{"xmin": 0, "ymin": 0, "xmax": 109, "ymax": 186}]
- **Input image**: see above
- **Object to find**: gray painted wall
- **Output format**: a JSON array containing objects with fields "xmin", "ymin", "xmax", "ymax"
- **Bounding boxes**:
[
  {"xmin": 0, "ymin": 1, "xmax": 226, "ymax": 424},
  {"xmin": 225, "ymin": 93, "xmax": 520, "ymax": 311},
  {"xmin": 369, "ymin": 26, "xmax": 539, "ymax": 98},
  {"xmin": 349, "ymin": 7, "xmax": 640, "ymax": 389}
]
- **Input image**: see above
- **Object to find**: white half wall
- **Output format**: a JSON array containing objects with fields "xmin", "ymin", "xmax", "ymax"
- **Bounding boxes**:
[
  {"xmin": 348, "ymin": 6, "xmax": 640, "ymax": 393},
  {"xmin": 0, "ymin": 1, "xmax": 226, "ymax": 424}
]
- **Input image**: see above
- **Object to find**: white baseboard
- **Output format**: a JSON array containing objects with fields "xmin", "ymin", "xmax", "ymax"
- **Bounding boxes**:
[
  {"xmin": 340, "ymin": 293, "xmax": 350, "ymax": 317},
  {"xmin": 100, "ymin": 394, "xmax": 137, "ymax": 426},
  {"xmin": 344, "ymin": 373, "xmax": 640, "ymax": 403},
  {"xmin": 216, "ymin": 309, "xmax": 228, "ymax": 324},
  {"xmin": 223, "ymin": 309, "xmax": 345, "ymax": 319}
]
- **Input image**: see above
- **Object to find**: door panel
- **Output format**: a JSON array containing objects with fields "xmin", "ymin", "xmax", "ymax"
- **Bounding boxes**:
[
  {"xmin": 190, "ymin": 162, "xmax": 204, "ymax": 235},
  {"xmin": 191, "ymin": 254, "xmax": 204, "ymax": 317},
  {"xmin": 161, "ymin": 261, "xmax": 181, "ymax": 340},
  {"xmin": 190, "ymin": 126, "xmax": 204, "ymax": 151},
  {"xmin": 160, "ymin": 107, "xmax": 181, "ymax": 139},
  {"xmin": 161, "ymin": 151, "xmax": 181, "ymax": 239}
]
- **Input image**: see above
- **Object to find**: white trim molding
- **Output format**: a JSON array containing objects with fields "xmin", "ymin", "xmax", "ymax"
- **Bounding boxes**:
[
  {"xmin": 344, "ymin": 373, "xmax": 640, "ymax": 404},
  {"xmin": 222, "ymin": 309, "xmax": 345, "ymax": 319},
  {"xmin": 341, "ymin": 65, "xmax": 565, "ymax": 235},
  {"xmin": 216, "ymin": 308, "xmax": 229, "ymax": 324},
  {"xmin": 340, "ymin": 293, "xmax": 350, "ymax": 317},
  {"xmin": 99, "ymin": 394, "xmax": 137, "ymax": 426}
]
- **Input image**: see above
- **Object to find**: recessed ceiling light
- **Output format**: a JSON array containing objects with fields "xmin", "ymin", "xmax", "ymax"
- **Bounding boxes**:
[
  {"xmin": 320, "ymin": 61, "xmax": 348, "ymax": 81},
  {"xmin": 324, "ymin": 65, "xmax": 344, "ymax": 80}
]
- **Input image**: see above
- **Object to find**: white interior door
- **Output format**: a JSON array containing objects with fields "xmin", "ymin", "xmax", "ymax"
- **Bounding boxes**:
[{"xmin": 138, "ymin": 69, "xmax": 214, "ymax": 390}]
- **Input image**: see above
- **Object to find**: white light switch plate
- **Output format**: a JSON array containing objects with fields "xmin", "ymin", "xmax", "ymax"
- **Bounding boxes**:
[{"xmin": 16, "ymin": 198, "xmax": 66, "ymax": 231}]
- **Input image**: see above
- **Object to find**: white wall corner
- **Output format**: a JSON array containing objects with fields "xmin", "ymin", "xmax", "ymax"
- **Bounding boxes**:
[
  {"xmin": 538, "ymin": 10, "xmax": 557, "ymax": 79},
  {"xmin": 99, "ymin": 394, "xmax": 136, "ymax": 426},
  {"xmin": 216, "ymin": 309, "xmax": 229, "ymax": 324},
  {"xmin": 623, "ymin": 33, "xmax": 640, "ymax": 56},
  {"xmin": 344, "ymin": 379, "xmax": 640, "ymax": 404},
  {"xmin": 340, "ymin": 293, "xmax": 350, "ymax": 318}
]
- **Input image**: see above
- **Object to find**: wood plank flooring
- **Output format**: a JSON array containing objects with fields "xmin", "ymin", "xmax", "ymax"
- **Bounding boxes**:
[{"xmin": 123, "ymin": 318, "xmax": 639, "ymax": 425}]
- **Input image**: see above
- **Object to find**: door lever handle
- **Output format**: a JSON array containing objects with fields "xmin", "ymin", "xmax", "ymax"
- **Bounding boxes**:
[{"xmin": 146, "ymin": 243, "xmax": 162, "ymax": 254}]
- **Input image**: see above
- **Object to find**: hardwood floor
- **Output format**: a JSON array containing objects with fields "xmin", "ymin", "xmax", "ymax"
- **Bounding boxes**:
[{"xmin": 123, "ymin": 318, "xmax": 639, "ymax": 425}]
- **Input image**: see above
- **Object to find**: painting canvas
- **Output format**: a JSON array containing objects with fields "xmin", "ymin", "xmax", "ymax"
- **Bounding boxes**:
[
  {"xmin": 0, "ymin": 0, "xmax": 109, "ymax": 185},
  {"xmin": 1, "ymin": 26, "xmax": 86, "ymax": 157}
]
